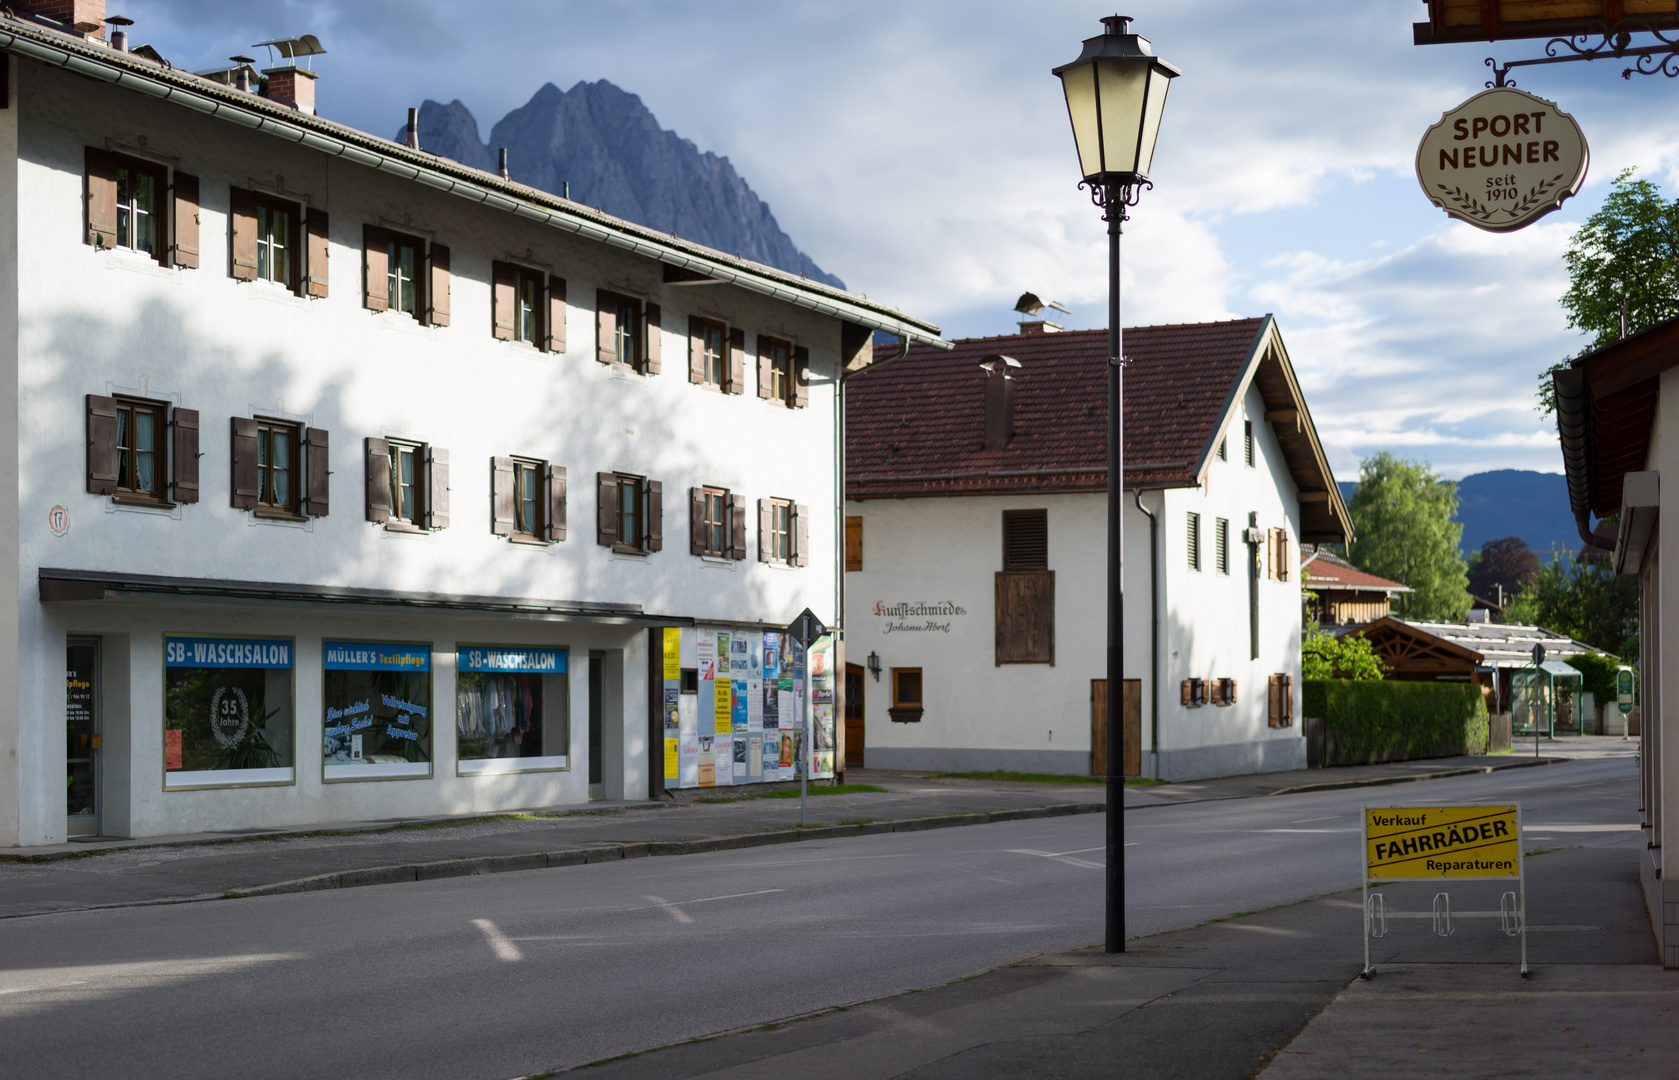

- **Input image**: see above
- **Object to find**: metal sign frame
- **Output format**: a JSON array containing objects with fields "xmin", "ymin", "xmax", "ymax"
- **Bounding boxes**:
[{"xmin": 1361, "ymin": 803, "xmax": 1526, "ymax": 979}]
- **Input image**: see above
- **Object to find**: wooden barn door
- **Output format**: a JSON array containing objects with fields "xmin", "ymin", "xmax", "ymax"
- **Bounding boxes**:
[{"xmin": 1090, "ymin": 679, "xmax": 1141, "ymax": 777}]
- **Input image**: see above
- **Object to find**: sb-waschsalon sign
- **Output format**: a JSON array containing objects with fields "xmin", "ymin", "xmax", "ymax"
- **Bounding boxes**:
[{"xmin": 1416, "ymin": 87, "xmax": 1588, "ymax": 232}]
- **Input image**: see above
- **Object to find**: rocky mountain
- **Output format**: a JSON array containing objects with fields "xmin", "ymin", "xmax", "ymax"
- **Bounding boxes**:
[
  {"xmin": 404, "ymin": 83, "xmax": 843, "ymax": 289},
  {"xmin": 1336, "ymin": 469, "xmax": 1577, "ymax": 559}
]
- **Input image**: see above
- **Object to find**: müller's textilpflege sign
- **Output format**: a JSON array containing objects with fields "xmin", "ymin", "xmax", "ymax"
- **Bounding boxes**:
[{"xmin": 1415, "ymin": 86, "xmax": 1589, "ymax": 233}]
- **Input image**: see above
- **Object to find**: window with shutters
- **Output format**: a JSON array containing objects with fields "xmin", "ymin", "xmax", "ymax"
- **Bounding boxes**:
[
  {"xmin": 1002, "ymin": 509, "xmax": 1048, "ymax": 570},
  {"xmin": 386, "ymin": 233, "xmax": 422, "ymax": 318},
  {"xmin": 86, "ymin": 150, "xmax": 169, "ymax": 263},
  {"xmin": 1215, "ymin": 518, "xmax": 1230, "ymax": 575},
  {"xmin": 388, "ymin": 440, "xmax": 422, "ymax": 525},
  {"xmin": 702, "ymin": 487, "xmax": 727, "ymax": 556},
  {"xmin": 1187, "ymin": 512, "xmax": 1202, "ymax": 571},
  {"xmin": 768, "ymin": 498, "xmax": 792, "ymax": 563},
  {"xmin": 367, "ymin": 437, "xmax": 446, "ymax": 531},
  {"xmin": 491, "ymin": 456, "xmax": 564, "ymax": 543},
  {"xmin": 87, "ymin": 394, "xmax": 196, "ymax": 507},
  {"xmin": 763, "ymin": 336, "xmax": 792, "ymax": 405},
  {"xmin": 845, "ymin": 515, "xmax": 863, "ymax": 572},
  {"xmin": 116, "ymin": 163, "xmax": 161, "ymax": 257},
  {"xmin": 616, "ymin": 474, "xmax": 645, "ymax": 551},
  {"xmin": 255, "ymin": 420, "xmax": 300, "ymax": 515},
  {"xmin": 255, "ymin": 202, "xmax": 292, "ymax": 288},
  {"xmin": 513, "ymin": 458, "xmax": 543, "ymax": 539},
  {"xmin": 699, "ymin": 319, "xmax": 725, "ymax": 388},
  {"xmin": 114, "ymin": 399, "xmax": 165, "ymax": 501},
  {"xmin": 514, "ymin": 268, "xmax": 542, "ymax": 344}
]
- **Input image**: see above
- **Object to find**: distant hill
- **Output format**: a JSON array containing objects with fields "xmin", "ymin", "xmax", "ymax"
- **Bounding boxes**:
[
  {"xmin": 406, "ymin": 83, "xmax": 843, "ymax": 288},
  {"xmin": 1336, "ymin": 470, "xmax": 1576, "ymax": 558}
]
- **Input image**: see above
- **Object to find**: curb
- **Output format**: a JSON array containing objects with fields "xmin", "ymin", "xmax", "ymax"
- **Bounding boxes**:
[
  {"xmin": 1264, "ymin": 755, "xmax": 1565, "ymax": 796},
  {"xmin": 5, "ymin": 802, "xmax": 1104, "ymax": 917}
]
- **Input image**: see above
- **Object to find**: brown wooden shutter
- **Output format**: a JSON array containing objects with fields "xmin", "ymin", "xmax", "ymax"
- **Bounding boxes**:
[
  {"xmin": 758, "ymin": 498, "xmax": 772, "ymax": 562},
  {"xmin": 304, "ymin": 208, "xmax": 329, "ymax": 298},
  {"xmin": 1283, "ymin": 675, "xmax": 1294, "ymax": 723},
  {"xmin": 546, "ymin": 276, "xmax": 567, "ymax": 353},
  {"xmin": 1267, "ymin": 674, "xmax": 1280, "ymax": 727},
  {"xmin": 689, "ymin": 487, "xmax": 705, "ymax": 555},
  {"xmin": 362, "ymin": 224, "xmax": 389, "ymax": 311},
  {"xmin": 492, "ymin": 261, "xmax": 516, "ymax": 340},
  {"xmin": 596, "ymin": 289, "xmax": 616, "ymax": 364},
  {"xmin": 1280, "ymin": 534, "xmax": 1291, "ymax": 581},
  {"xmin": 491, "ymin": 457, "xmax": 515, "ymax": 535},
  {"xmin": 171, "ymin": 172, "xmax": 199, "ymax": 268},
  {"xmin": 169, "ymin": 407, "xmax": 199, "ymax": 504},
  {"xmin": 1229, "ymin": 679, "xmax": 1239, "ymax": 704},
  {"xmin": 644, "ymin": 303, "xmax": 662, "ymax": 374},
  {"xmin": 845, "ymin": 515, "xmax": 862, "ymax": 571},
  {"xmin": 424, "ymin": 242, "xmax": 449, "ymax": 326},
  {"xmin": 756, "ymin": 334, "xmax": 772, "ymax": 399},
  {"xmin": 688, "ymin": 317, "xmax": 705, "ymax": 384},
  {"xmin": 426, "ymin": 446, "xmax": 449, "ymax": 529},
  {"xmin": 230, "ymin": 417, "xmax": 259, "ymax": 508},
  {"xmin": 729, "ymin": 493, "xmax": 747, "ymax": 561},
  {"xmin": 302, "ymin": 427, "xmax": 329, "ymax": 517},
  {"xmin": 792, "ymin": 503, "xmax": 809, "ymax": 567},
  {"xmin": 646, "ymin": 480, "xmax": 663, "ymax": 552},
  {"xmin": 544, "ymin": 464, "xmax": 567, "ymax": 541},
  {"xmin": 793, "ymin": 346, "xmax": 811, "ymax": 408},
  {"xmin": 85, "ymin": 148, "xmax": 118, "ymax": 250},
  {"xmin": 1180, "ymin": 679, "xmax": 1192, "ymax": 706},
  {"xmin": 994, "ymin": 570, "xmax": 1055, "ymax": 665},
  {"xmin": 85, "ymin": 394, "xmax": 118, "ymax": 495},
  {"xmin": 728, "ymin": 327, "xmax": 746, "ymax": 395},
  {"xmin": 597, "ymin": 472, "xmax": 616, "ymax": 545},
  {"xmin": 229, "ymin": 188, "xmax": 258, "ymax": 281},
  {"xmin": 364, "ymin": 437, "xmax": 390, "ymax": 523}
]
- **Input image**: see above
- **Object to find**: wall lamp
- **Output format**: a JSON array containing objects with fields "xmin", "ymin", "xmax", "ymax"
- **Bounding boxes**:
[{"xmin": 866, "ymin": 651, "xmax": 882, "ymax": 682}]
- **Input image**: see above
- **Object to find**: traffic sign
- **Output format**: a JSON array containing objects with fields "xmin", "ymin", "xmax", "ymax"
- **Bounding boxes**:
[
  {"xmin": 1531, "ymin": 644, "xmax": 1545, "ymax": 668},
  {"xmin": 787, "ymin": 608, "xmax": 826, "ymax": 648},
  {"xmin": 1617, "ymin": 667, "xmax": 1635, "ymax": 716}
]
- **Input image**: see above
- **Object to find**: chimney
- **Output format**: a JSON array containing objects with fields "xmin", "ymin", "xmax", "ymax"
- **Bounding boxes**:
[
  {"xmin": 1017, "ymin": 319, "xmax": 1062, "ymax": 334},
  {"xmin": 981, "ymin": 355, "xmax": 1021, "ymax": 450},
  {"xmin": 405, "ymin": 107, "xmax": 419, "ymax": 148},
  {"xmin": 498, "ymin": 147, "xmax": 509, "ymax": 180},
  {"xmin": 15, "ymin": 0, "xmax": 107, "ymax": 36},
  {"xmin": 104, "ymin": 14, "xmax": 130, "ymax": 50},
  {"xmin": 263, "ymin": 65, "xmax": 318, "ymax": 113}
]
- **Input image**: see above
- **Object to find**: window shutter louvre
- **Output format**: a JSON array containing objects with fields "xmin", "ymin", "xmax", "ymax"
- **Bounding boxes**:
[
  {"xmin": 596, "ymin": 289, "xmax": 616, "ymax": 364},
  {"xmin": 85, "ymin": 394, "xmax": 119, "ymax": 495},
  {"xmin": 543, "ymin": 463, "xmax": 566, "ymax": 541},
  {"xmin": 229, "ymin": 188, "xmax": 258, "ymax": 281},
  {"xmin": 171, "ymin": 172, "xmax": 200, "ymax": 268},
  {"xmin": 689, "ymin": 487, "xmax": 705, "ymax": 555},
  {"xmin": 792, "ymin": 503, "xmax": 809, "ymax": 567},
  {"xmin": 364, "ymin": 437, "xmax": 391, "ymax": 523},
  {"xmin": 644, "ymin": 303, "xmax": 662, "ymax": 374},
  {"xmin": 169, "ymin": 407, "xmax": 199, "ymax": 504},
  {"xmin": 793, "ymin": 346, "xmax": 810, "ymax": 408},
  {"xmin": 297, "ymin": 207, "xmax": 329, "ymax": 298},
  {"xmin": 490, "ymin": 457, "xmax": 516, "ymax": 535},
  {"xmin": 758, "ymin": 498, "xmax": 772, "ymax": 562},
  {"xmin": 85, "ymin": 148, "xmax": 118, "ymax": 250},
  {"xmin": 688, "ymin": 316, "xmax": 705, "ymax": 384},
  {"xmin": 303, "ymin": 427, "xmax": 330, "ymax": 517},
  {"xmin": 596, "ymin": 472, "xmax": 616, "ymax": 545},
  {"xmin": 845, "ymin": 515, "xmax": 862, "ymax": 571},
  {"xmin": 646, "ymin": 480, "xmax": 663, "ymax": 552},
  {"xmin": 1267, "ymin": 674, "xmax": 1279, "ymax": 727},
  {"xmin": 756, "ymin": 334, "xmax": 772, "ymax": 399},
  {"xmin": 230, "ymin": 417, "xmax": 259, "ymax": 508},
  {"xmin": 418, "ymin": 242, "xmax": 448, "ymax": 325},
  {"xmin": 362, "ymin": 224, "xmax": 389, "ymax": 311},
  {"xmin": 545, "ymin": 275, "xmax": 567, "ymax": 353},
  {"xmin": 729, "ymin": 328, "xmax": 746, "ymax": 395},
  {"xmin": 487, "ymin": 261, "xmax": 514, "ymax": 340},
  {"xmin": 426, "ymin": 446, "xmax": 450, "ymax": 529},
  {"xmin": 729, "ymin": 494, "xmax": 747, "ymax": 560}
]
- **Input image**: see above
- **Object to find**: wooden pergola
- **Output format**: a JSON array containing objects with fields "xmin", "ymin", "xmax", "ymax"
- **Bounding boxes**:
[{"xmin": 1351, "ymin": 617, "xmax": 1486, "ymax": 682}]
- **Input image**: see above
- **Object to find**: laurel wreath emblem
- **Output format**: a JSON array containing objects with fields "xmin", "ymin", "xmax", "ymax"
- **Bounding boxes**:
[
  {"xmin": 1435, "ymin": 173, "xmax": 1565, "ymax": 224},
  {"xmin": 209, "ymin": 686, "xmax": 250, "ymax": 749}
]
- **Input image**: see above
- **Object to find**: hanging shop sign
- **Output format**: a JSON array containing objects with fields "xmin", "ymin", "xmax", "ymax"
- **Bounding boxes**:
[{"xmin": 1415, "ymin": 87, "xmax": 1588, "ymax": 233}]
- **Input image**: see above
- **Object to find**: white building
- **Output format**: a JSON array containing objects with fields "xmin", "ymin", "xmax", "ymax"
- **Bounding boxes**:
[
  {"xmin": 843, "ymin": 317, "xmax": 1349, "ymax": 781},
  {"xmin": 0, "ymin": 5, "xmax": 944, "ymax": 846}
]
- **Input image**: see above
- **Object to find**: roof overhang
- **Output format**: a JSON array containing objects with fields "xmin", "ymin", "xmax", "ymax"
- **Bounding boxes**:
[
  {"xmin": 0, "ymin": 16, "xmax": 947, "ymax": 350},
  {"xmin": 1413, "ymin": 1, "xmax": 1679, "ymax": 45}
]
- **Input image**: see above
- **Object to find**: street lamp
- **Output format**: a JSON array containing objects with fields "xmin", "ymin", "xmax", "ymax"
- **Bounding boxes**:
[{"xmin": 1054, "ymin": 14, "xmax": 1177, "ymax": 956}]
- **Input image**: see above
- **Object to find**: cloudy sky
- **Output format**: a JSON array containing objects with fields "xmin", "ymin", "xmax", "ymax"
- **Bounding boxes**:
[{"xmin": 120, "ymin": 0, "xmax": 1679, "ymax": 480}]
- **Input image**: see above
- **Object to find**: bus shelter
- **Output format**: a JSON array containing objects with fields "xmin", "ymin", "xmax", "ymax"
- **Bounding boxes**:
[{"xmin": 1512, "ymin": 661, "xmax": 1584, "ymax": 737}]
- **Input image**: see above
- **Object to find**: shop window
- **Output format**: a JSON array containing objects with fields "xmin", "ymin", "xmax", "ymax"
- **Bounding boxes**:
[
  {"xmin": 597, "ymin": 471, "xmax": 661, "ymax": 553},
  {"xmin": 596, "ymin": 289, "xmax": 660, "ymax": 374},
  {"xmin": 690, "ymin": 486, "xmax": 746, "ymax": 559},
  {"xmin": 163, "ymin": 635, "xmax": 295, "ymax": 788},
  {"xmin": 323, "ymin": 641, "xmax": 431, "ymax": 780},
  {"xmin": 889, "ymin": 667, "xmax": 923, "ymax": 723},
  {"xmin": 756, "ymin": 335, "xmax": 808, "ymax": 408},
  {"xmin": 493, "ymin": 457, "xmax": 567, "ymax": 543},
  {"xmin": 231, "ymin": 418, "xmax": 327, "ymax": 518},
  {"xmin": 758, "ymin": 497, "xmax": 806, "ymax": 566},
  {"xmin": 455, "ymin": 646, "xmax": 571, "ymax": 774}
]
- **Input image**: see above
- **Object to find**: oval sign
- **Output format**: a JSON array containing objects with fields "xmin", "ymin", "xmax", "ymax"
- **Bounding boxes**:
[{"xmin": 1415, "ymin": 87, "xmax": 1588, "ymax": 233}]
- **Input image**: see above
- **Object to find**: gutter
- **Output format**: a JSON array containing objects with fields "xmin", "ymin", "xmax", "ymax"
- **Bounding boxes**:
[
  {"xmin": 0, "ymin": 18, "xmax": 947, "ymax": 348},
  {"xmin": 1133, "ymin": 489, "xmax": 1161, "ymax": 779},
  {"xmin": 1552, "ymin": 366, "xmax": 1607, "ymax": 549}
]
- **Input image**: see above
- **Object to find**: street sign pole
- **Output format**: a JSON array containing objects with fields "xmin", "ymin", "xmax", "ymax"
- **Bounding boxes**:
[{"xmin": 786, "ymin": 608, "xmax": 826, "ymax": 830}]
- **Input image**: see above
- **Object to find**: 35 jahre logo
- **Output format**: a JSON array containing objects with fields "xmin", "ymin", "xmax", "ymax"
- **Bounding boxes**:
[{"xmin": 1415, "ymin": 86, "xmax": 1589, "ymax": 233}]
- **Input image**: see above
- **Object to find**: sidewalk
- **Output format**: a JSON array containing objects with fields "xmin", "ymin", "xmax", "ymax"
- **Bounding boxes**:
[{"xmin": 568, "ymin": 793, "xmax": 1660, "ymax": 1079}]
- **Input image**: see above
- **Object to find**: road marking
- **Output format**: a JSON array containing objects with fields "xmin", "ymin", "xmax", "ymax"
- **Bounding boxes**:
[
  {"xmin": 1291, "ymin": 815, "xmax": 1340, "ymax": 824},
  {"xmin": 676, "ymin": 888, "xmax": 786, "ymax": 906},
  {"xmin": 472, "ymin": 918, "xmax": 524, "ymax": 961},
  {"xmin": 643, "ymin": 895, "xmax": 694, "ymax": 924},
  {"xmin": 1007, "ymin": 848, "xmax": 1104, "ymax": 869}
]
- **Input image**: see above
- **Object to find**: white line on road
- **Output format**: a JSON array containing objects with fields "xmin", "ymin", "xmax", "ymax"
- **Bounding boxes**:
[
  {"xmin": 1290, "ymin": 815, "xmax": 1341, "ymax": 824},
  {"xmin": 1007, "ymin": 848, "xmax": 1105, "ymax": 869},
  {"xmin": 472, "ymin": 918, "xmax": 525, "ymax": 961},
  {"xmin": 639, "ymin": 889, "xmax": 785, "ymax": 923},
  {"xmin": 643, "ymin": 895, "xmax": 694, "ymax": 924}
]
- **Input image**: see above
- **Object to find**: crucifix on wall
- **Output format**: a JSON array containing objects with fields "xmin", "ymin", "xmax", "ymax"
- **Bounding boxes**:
[{"xmin": 1243, "ymin": 513, "xmax": 1264, "ymax": 661}]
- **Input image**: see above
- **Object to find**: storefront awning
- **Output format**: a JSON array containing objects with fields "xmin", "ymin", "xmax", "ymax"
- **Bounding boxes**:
[{"xmin": 38, "ymin": 567, "xmax": 692, "ymax": 626}]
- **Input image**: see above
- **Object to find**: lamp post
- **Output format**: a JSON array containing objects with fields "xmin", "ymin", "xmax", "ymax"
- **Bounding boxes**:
[{"xmin": 1054, "ymin": 15, "xmax": 1177, "ymax": 955}]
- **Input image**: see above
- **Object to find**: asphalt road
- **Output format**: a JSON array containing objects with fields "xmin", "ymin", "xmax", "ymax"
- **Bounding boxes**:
[{"xmin": 0, "ymin": 756, "xmax": 1635, "ymax": 1080}]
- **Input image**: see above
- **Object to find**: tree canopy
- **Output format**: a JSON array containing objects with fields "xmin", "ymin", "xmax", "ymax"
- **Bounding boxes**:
[
  {"xmin": 1466, "ymin": 536, "xmax": 1542, "ymax": 606},
  {"xmin": 1346, "ymin": 452, "xmax": 1470, "ymax": 621},
  {"xmin": 1302, "ymin": 623, "xmax": 1387, "ymax": 681},
  {"xmin": 1538, "ymin": 168, "xmax": 1679, "ymax": 416},
  {"xmin": 1503, "ymin": 552, "xmax": 1639, "ymax": 658}
]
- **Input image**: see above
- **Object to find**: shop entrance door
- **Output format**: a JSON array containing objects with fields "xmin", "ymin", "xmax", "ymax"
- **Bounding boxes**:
[
  {"xmin": 588, "ymin": 651, "xmax": 604, "ymax": 799},
  {"xmin": 844, "ymin": 664, "xmax": 865, "ymax": 765},
  {"xmin": 66, "ymin": 638, "xmax": 101, "ymax": 837}
]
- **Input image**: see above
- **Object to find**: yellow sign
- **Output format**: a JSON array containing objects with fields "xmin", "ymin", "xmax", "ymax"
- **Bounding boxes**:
[
  {"xmin": 664, "ymin": 737, "xmax": 678, "ymax": 780},
  {"xmin": 714, "ymin": 674, "xmax": 731, "ymax": 720},
  {"xmin": 1365, "ymin": 805, "xmax": 1520, "ymax": 880},
  {"xmin": 663, "ymin": 628, "xmax": 680, "ymax": 680}
]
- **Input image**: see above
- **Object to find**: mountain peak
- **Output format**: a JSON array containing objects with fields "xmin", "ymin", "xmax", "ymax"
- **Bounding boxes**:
[{"xmin": 410, "ymin": 83, "xmax": 843, "ymax": 288}]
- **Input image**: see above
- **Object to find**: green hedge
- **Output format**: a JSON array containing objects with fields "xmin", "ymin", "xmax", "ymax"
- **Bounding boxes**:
[
  {"xmin": 1304, "ymin": 679, "xmax": 1489, "ymax": 764},
  {"xmin": 1563, "ymin": 653, "xmax": 1625, "ymax": 704}
]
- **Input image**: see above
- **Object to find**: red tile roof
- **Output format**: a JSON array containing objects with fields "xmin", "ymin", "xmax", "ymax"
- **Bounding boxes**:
[
  {"xmin": 846, "ymin": 319, "xmax": 1267, "ymax": 499},
  {"xmin": 1301, "ymin": 555, "xmax": 1411, "ymax": 594}
]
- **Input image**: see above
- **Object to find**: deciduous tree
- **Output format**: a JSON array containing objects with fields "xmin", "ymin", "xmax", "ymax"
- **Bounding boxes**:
[
  {"xmin": 1346, "ymin": 452, "xmax": 1470, "ymax": 621},
  {"xmin": 1466, "ymin": 536, "xmax": 1542, "ymax": 606}
]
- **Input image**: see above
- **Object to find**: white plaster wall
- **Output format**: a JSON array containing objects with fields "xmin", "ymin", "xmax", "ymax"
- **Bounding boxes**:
[
  {"xmin": 7, "ymin": 64, "xmax": 842, "ymax": 842},
  {"xmin": 0, "ymin": 56, "xmax": 19, "ymax": 846}
]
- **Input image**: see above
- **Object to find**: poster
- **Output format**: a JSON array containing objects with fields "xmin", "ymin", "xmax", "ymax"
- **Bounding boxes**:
[
  {"xmin": 732, "ymin": 679, "xmax": 749, "ymax": 731},
  {"xmin": 679, "ymin": 734, "xmax": 699, "ymax": 787},
  {"xmin": 732, "ymin": 733, "xmax": 748, "ymax": 779},
  {"xmin": 664, "ymin": 737, "xmax": 678, "ymax": 780},
  {"xmin": 663, "ymin": 627, "xmax": 680, "ymax": 680},
  {"xmin": 714, "ymin": 734, "xmax": 733, "ymax": 785},
  {"xmin": 698, "ymin": 733, "xmax": 715, "ymax": 787},
  {"xmin": 714, "ymin": 676, "xmax": 731, "ymax": 733},
  {"xmin": 748, "ymin": 735, "xmax": 762, "ymax": 778}
]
